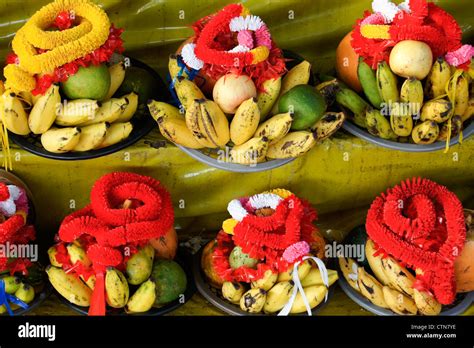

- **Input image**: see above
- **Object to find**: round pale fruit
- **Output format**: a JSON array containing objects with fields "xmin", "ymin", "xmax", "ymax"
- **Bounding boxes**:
[
  {"xmin": 228, "ymin": 246, "xmax": 258, "ymax": 270},
  {"xmin": 389, "ymin": 40, "xmax": 433, "ymax": 80},
  {"xmin": 61, "ymin": 64, "xmax": 111, "ymax": 100},
  {"xmin": 335, "ymin": 31, "xmax": 362, "ymax": 92},
  {"xmin": 213, "ymin": 74, "xmax": 257, "ymax": 114}
]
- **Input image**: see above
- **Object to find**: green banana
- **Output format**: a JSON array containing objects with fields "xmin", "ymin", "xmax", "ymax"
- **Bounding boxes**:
[
  {"xmin": 358, "ymin": 58, "xmax": 383, "ymax": 108},
  {"xmin": 105, "ymin": 268, "xmax": 129, "ymax": 308},
  {"xmin": 126, "ymin": 246, "xmax": 153, "ymax": 285},
  {"xmin": 126, "ymin": 279, "xmax": 156, "ymax": 313},
  {"xmin": 366, "ymin": 108, "xmax": 397, "ymax": 140},
  {"xmin": 240, "ymin": 288, "xmax": 266, "ymax": 313},
  {"xmin": 14, "ymin": 283, "xmax": 35, "ymax": 304},
  {"xmin": 335, "ymin": 87, "xmax": 369, "ymax": 128},
  {"xmin": 376, "ymin": 61, "xmax": 399, "ymax": 104},
  {"xmin": 1, "ymin": 276, "xmax": 21, "ymax": 294}
]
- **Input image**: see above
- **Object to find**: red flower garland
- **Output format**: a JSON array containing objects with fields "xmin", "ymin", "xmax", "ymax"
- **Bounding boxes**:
[
  {"xmin": 191, "ymin": 3, "xmax": 286, "ymax": 90},
  {"xmin": 351, "ymin": 0, "xmax": 465, "ymax": 69},
  {"xmin": 213, "ymin": 195, "xmax": 319, "ymax": 283},
  {"xmin": 55, "ymin": 172, "xmax": 174, "ymax": 315},
  {"xmin": 365, "ymin": 178, "xmax": 466, "ymax": 305}
]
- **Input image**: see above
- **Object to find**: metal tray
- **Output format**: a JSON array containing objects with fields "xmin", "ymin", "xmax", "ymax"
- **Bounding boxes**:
[
  {"xmin": 55, "ymin": 250, "xmax": 196, "ymax": 316},
  {"xmin": 342, "ymin": 120, "xmax": 474, "ymax": 152},
  {"xmin": 193, "ymin": 245, "xmax": 334, "ymax": 316},
  {"xmin": 10, "ymin": 57, "xmax": 169, "ymax": 161}
]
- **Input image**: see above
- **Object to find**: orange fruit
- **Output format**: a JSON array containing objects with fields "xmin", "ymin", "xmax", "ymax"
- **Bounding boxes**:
[{"xmin": 335, "ymin": 31, "xmax": 362, "ymax": 92}]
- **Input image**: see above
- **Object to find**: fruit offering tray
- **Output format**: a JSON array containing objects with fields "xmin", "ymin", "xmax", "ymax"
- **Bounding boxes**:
[
  {"xmin": 56, "ymin": 250, "xmax": 196, "ymax": 316},
  {"xmin": 193, "ymin": 245, "xmax": 335, "ymax": 316},
  {"xmin": 9, "ymin": 57, "xmax": 167, "ymax": 160}
]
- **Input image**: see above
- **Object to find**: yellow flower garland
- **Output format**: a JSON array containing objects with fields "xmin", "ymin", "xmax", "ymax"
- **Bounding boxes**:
[{"xmin": 4, "ymin": 0, "xmax": 111, "ymax": 92}]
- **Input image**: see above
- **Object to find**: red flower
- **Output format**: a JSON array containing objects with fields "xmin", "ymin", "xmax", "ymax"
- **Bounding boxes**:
[
  {"xmin": 365, "ymin": 178, "xmax": 465, "ymax": 305},
  {"xmin": 53, "ymin": 11, "xmax": 73, "ymax": 31}
]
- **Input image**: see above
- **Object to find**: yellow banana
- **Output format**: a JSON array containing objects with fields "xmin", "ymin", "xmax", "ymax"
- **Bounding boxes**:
[
  {"xmin": 277, "ymin": 259, "xmax": 312, "ymax": 282},
  {"xmin": 67, "ymin": 243, "xmax": 91, "ymax": 267},
  {"xmin": 400, "ymin": 77, "xmax": 423, "ymax": 117},
  {"xmin": 229, "ymin": 136, "xmax": 268, "ymax": 164},
  {"xmin": 80, "ymin": 97, "xmax": 129, "ymax": 126},
  {"xmin": 126, "ymin": 247, "xmax": 153, "ymax": 285},
  {"xmin": 266, "ymin": 131, "xmax": 316, "ymax": 159},
  {"xmin": 1, "ymin": 275, "xmax": 21, "ymax": 294},
  {"xmin": 185, "ymin": 99, "xmax": 216, "ymax": 148},
  {"xmin": 366, "ymin": 108, "xmax": 397, "ymax": 140},
  {"xmin": 230, "ymin": 97, "xmax": 260, "ymax": 145},
  {"xmin": 157, "ymin": 115, "xmax": 204, "ymax": 149},
  {"xmin": 271, "ymin": 60, "xmax": 311, "ymax": 114},
  {"xmin": 168, "ymin": 54, "xmax": 188, "ymax": 80},
  {"xmin": 257, "ymin": 77, "xmax": 281, "ymax": 120},
  {"xmin": 438, "ymin": 115, "xmax": 462, "ymax": 141},
  {"xmin": 222, "ymin": 282, "xmax": 246, "ymax": 304},
  {"xmin": 376, "ymin": 61, "xmax": 399, "ymax": 104},
  {"xmin": 105, "ymin": 61, "xmax": 126, "ymax": 100},
  {"xmin": 413, "ymin": 289, "xmax": 441, "ymax": 316},
  {"xmin": 449, "ymin": 72, "xmax": 469, "ymax": 117},
  {"xmin": 315, "ymin": 79, "xmax": 339, "ymax": 106},
  {"xmin": 382, "ymin": 286, "xmax": 417, "ymax": 315},
  {"xmin": 380, "ymin": 256, "xmax": 416, "ymax": 296},
  {"xmin": 254, "ymin": 112, "xmax": 293, "ymax": 144},
  {"xmin": 290, "ymin": 285, "xmax": 327, "ymax": 314},
  {"xmin": 14, "ymin": 283, "xmax": 35, "ymax": 304},
  {"xmin": 461, "ymin": 97, "xmax": 473, "ymax": 122},
  {"xmin": 198, "ymin": 99, "xmax": 230, "ymax": 148},
  {"xmin": 263, "ymin": 281, "xmax": 293, "ymax": 314},
  {"xmin": 73, "ymin": 122, "xmax": 109, "ymax": 152},
  {"xmin": 98, "ymin": 122, "xmax": 133, "ymax": 148},
  {"xmin": 28, "ymin": 85, "xmax": 60, "ymax": 134},
  {"xmin": 338, "ymin": 257, "xmax": 359, "ymax": 292},
  {"xmin": 365, "ymin": 239, "xmax": 390, "ymax": 285},
  {"xmin": 126, "ymin": 279, "xmax": 156, "ymax": 313},
  {"xmin": 420, "ymin": 99, "xmax": 452, "ymax": 123},
  {"xmin": 240, "ymin": 288, "xmax": 266, "ymax": 313},
  {"xmin": 41, "ymin": 127, "xmax": 82, "ymax": 153},
  {"xmin": 1, "ymin": 91, "xmax": 30, "ymax": 135},
  {"xmin": 425, "ymin": 57, "xmax": 451, "ymax": 98},
  {"xmin": 174, "ymin": 77, "xmax": 205, "ymax": 110},
  {"xmin": 301, "ymin": 268, "xmax": 338, "ymax": 287},
  {"xmin": 311, "ymin": 111, "xmax": 345, "ymax": 141},
  {"xmin": 116, "ymin": 92, "xmax": 138, "ymax": 122},
  {"xmin": 412, "ymin": 120, "xmax": 439, "ymax": 144},
  {"xmin": 390, "ymin": 102, "xmax": 413, "ymax": 137},
  {"xmin": 148, "ymin": 100, "xmax": 183, "ymax": 121},
  {"xmin": 47, "ymin": 245, "xmax": 62, "ymax": 267},
  {"xmin": 357, "ymin": 267, "xmax": 389, "ymax": 308},
  {"xmin": 105, "ymin": 267, "xmax": 129, "ymax": 308},
  {"xmin": 251, "ymin": 269, "xmax": 278, "ymax": 291},
  {"xmin": 46, "ymin": 266, "xmax": 92, "ymax": 307},
  {"xmin": 55, "ymin": 99, "xmax": 99, "ymax": 126}
]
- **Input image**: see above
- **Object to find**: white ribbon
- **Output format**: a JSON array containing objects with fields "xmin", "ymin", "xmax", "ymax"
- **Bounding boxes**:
[{"xmin": 278, "ymin": 256, "xmax": 329, "ymax": 316}]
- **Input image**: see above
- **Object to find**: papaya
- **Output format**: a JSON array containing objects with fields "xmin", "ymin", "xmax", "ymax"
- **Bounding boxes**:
[
  {"xmin": 201, "ymin": 239, "xmax": 225, "ymax": 288},
  {"xmin": 151, "ymin": 260, "xmax": 187, "ymax": 305},
  {"xmin": 455, "ymin": 209, "xmax": 474, "ymax": 292},
  {"xmin": 150, "ymin": 227, "xmax": 178, "ymax": 260}
]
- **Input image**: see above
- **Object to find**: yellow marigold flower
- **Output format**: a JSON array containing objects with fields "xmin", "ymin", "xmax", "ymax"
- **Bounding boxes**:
[
  {"xmin": 250, "ymin": 46, "xmax": 270, "ymax": 65},
  {"xmin": 265, "ymin": 188, "xmax": 293, "ymax": 199},
  {"xmin": 360, "ymin": 24, "xmax": 391, "ymax": 40},
  {"xmin": 3, "ymin": 65, "xmax": 36, "ymax": 92}
]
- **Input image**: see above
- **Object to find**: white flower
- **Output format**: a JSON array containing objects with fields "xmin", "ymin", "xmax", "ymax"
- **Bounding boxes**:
[
  {"xmin": 181, "ymin": 43, "xmax": 204, "ymax": 70},
  {"xmin": 228, "ymin": 45, "xmax": 250, "ymax": 53},
  {"xmin": 248, "ymin": 193, "xmax": 282, "ymax": 210},
  {"xmin": 229, "ymin": 15, "xmax": 264, "ymax": 32},
  {"xmin": 398, "ymin": 0, "xmax": 411, "ymax": 13},
  {"xmin": 372, "ymin": 0, "xmax": 400, "ymax": 23},
  {"xmin": 227, "ymin": 199, "xmax": 249, "ymax": 221}
]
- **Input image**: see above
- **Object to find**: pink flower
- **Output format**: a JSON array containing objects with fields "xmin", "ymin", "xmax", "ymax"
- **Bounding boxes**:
[
  {"xmin": 445, "ymin": 45, "xmax": 474, "ymax": 67},
  {"xmin": 237, "ymin": 30, "xmax": 255, "ymax": 49},
  {"xmin": 283, "ymin": 241, "xmax": 310, "ymax": 263}
]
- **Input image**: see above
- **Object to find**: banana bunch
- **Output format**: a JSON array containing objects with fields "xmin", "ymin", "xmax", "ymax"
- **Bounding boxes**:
[
  {"xmin": 0, "ymin": 61, "xmax": 139, "ymax": 154},
  {"xmin": 148, "ymin": 58, "xmax": 344, "ymax": 165},
  {"xmin": 338, "ymin": 56, "xmax": 473, "ymax": 145},
  {"xmin": 220, "ymin": 261, "xmax": 338, "ymax": 315},
  {"xmin": 339, "ymin": 238, "xmax": 443, "ymax": 316},
  {"xmin": 0, "ymin": 274, "xmax": 37, "ymax": 314},
  {"xmin": 47, "ymin": 241, "xmax": 166, "ymax": 314}
]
